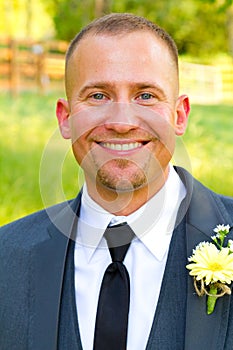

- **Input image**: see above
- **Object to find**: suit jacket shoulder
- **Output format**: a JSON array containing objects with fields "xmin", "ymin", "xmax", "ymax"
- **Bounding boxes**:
[
  {"xmin": 0, "ymin": 200, "xmax": 75, "ymax": 248},
  {"xmin": 175, "ymin": 166, "xmax": 233, "ymax": 229},
  {"xmin": 0, "ymin": 196, "xmax": 81, "ymax": 350}
]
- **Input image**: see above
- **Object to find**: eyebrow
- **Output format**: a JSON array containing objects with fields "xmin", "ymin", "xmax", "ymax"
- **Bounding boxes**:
[
  {"xmin": 78, "ymin": 83, "xmax": 112, "ymax": 97},
  {"xmin": 78, "ymin": 81, "xmax": 167, "ymax": 100},
  {"xmin": 134, "ymin": 83, "xmax": 167, "ymax": 100}
]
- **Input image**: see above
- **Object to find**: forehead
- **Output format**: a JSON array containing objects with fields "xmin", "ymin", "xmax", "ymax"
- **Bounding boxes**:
[
  {"xmin": 68, "ymin": 31, "xmax": 176, "ymax": 69},
  {"xmin": 65, "ymin": 32, "xmax": 178, "ymax": 97}
]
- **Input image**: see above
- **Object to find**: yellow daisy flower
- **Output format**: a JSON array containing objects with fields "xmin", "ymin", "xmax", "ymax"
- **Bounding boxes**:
[{"xmin": 186, "ymin": 242, "xmax": 233, "ymax": 285}]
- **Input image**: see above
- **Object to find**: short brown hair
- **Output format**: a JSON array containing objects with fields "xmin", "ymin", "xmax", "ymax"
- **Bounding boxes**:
[{"xmin": 65, "ymin": 13, "xmax": 178, "ymax": 70}]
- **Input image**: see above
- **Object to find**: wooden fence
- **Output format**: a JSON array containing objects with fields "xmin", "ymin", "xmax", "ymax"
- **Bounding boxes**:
[
  {"xmin": 180, "ymin": 60, "xmax": 233, "ymax": 104},
  {"xmin": 0, "ymin": 38, "xmax": 68, "ymax": 94},
  {"xmin": 0, "ymin": 38, "xmax": 232, "ymax": 103}
]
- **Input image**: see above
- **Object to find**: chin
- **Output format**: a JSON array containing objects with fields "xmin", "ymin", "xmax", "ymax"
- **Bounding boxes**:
[{"xmin": 96, "ymin": 167, "xmax": 147, "ymax": 192}]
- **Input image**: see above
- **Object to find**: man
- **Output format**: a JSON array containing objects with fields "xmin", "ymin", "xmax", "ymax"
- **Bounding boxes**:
[{"xmin": 0, "ymin": 13, "xmax": 233, "ymax": 350}]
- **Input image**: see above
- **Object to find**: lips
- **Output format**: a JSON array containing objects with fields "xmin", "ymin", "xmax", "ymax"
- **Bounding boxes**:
[{"xmin": 99, "ymin": 141, "xmax": 144, "ymax": 151}]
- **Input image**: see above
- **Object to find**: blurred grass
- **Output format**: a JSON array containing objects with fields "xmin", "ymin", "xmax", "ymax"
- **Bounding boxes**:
[
  {"xmin": 0, "ymin": 91, "xmax": 80, "ymax": 225},
  {"xmin": 182, "ymin": 104, "xmax": 233, "ymax": 196},
  {"xmin": 0, "ymin": 92, "xmax": 232, "ymax": 226}
]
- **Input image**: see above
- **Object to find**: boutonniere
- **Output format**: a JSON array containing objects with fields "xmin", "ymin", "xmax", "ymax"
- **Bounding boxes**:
[{"xmin": 186, "ymin": 224, "xmax": 233, "ymax": 315}]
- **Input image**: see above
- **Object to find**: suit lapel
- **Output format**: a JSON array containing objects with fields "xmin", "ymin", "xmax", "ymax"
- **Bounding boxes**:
[
  {"xmin": 146, "ymin": 218, "xmax": 187, "ymax": 349},
  {"xmin": 29, "ymin": 194, "xmax": 82, "ymax": 350},
  {"xmin": 178, "ymin": 167, "xmax": 233, "ymax": 350}
]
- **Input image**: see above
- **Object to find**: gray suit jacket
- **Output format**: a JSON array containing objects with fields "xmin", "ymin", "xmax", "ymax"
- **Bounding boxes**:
[{"xmin": 0, "ymin": 167, "xmax": 233, "ymax": 350}]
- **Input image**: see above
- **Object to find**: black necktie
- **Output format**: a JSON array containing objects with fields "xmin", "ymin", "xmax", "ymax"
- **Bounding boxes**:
[{"xmin": 93, "ymin": 222, "xmax": 134, "ymax": 350}]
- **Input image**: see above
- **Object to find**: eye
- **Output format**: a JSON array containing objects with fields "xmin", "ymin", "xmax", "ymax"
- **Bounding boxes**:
[
  {"xmin": 91, "ymin": 93, "xmax": 105, "ymax": 100},
  {"xmin": 88, "ymin": 92, "xmax": 110, "ymax": 105},
  {"xmin": 138, "ymin": 93, "xmax": 153, "ymax": 100},
  {"xmin": 135, "ymin": 92, "xmax": 157, "ymax": 105}
]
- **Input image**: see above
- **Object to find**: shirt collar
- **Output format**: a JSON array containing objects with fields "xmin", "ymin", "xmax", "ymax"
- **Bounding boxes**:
[{"xmin": 77, "ymin": 165, "xmax": 186, "ymax": 262}]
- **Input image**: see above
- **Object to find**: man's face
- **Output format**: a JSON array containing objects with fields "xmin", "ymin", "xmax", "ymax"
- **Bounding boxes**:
[{"xmin": 57, "ymin": 31, "xmax": 190, "ymax": 198}]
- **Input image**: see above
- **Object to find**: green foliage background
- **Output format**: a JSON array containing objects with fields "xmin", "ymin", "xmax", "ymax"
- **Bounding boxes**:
[
  {"xmin": 0, "ymin": 0, "xmax": 232, "ymax": 57},
  {"xmin": 43, "ymin": 0, "xmax": 233, "ymax": 56}
]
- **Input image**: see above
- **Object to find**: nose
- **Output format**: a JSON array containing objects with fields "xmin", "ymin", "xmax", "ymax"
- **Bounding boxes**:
[{"xmin": 104, "ymin": 103, "xmax": 139, "ymax": 133}]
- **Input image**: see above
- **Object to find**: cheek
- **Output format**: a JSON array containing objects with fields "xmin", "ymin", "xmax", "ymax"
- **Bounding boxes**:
[
  {"xmin": 142, "ymin": 105, "xmax": 176, "ymax": 160},
  {"xmin": 71, "ymin": 141, "xmax": 82, "ymax": 165},
  {"xmin": 71, "ymin": 133, "xmax": 90, "ymax": 166},
  {"xmin": 144, "ymin": 106, "xmax": 176, "ymax": 142},
  {"xmin": 69, "ymin": 105, "xmax": 112, "ymax": 141}
]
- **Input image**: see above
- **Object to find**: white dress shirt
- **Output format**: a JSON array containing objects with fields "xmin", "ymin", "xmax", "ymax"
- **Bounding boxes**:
[{"xmin": 74, "ymin": 166, "xmax": 186, "ymax": 350}]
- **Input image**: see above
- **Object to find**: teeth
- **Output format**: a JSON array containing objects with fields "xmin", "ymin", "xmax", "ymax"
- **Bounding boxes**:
[{"xmin": 101, "ymin": 142, "xmax": 142, "ymax": 151}]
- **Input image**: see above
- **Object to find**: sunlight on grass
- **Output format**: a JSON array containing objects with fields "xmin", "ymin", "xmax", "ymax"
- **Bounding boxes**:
[{"xmin": 0, "ymin": 92, "xmax": 232, "ymax": 225}]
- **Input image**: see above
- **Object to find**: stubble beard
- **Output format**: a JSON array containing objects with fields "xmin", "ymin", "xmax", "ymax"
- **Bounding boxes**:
[{"xmin": 94, "ymin": 158, "xmax": 149, "ymax": 192}]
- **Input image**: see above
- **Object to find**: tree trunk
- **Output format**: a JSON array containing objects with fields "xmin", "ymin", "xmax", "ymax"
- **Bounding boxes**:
[
  {"xmin": 94, "ymin": 0, "xmax": 110, "ymax": 18},
  {"xmin": 226, "ymin": 5, "xmax": 233, "ymax": 57}
]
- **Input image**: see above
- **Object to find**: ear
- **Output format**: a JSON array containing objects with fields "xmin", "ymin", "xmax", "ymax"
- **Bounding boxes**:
[
  {"xmin": 56, "ymin": 98, "xmax": 71, "ymax": 139},
  {"xmin": 174, "ymin": 94, "xmax": 190, "ymax": 136}
]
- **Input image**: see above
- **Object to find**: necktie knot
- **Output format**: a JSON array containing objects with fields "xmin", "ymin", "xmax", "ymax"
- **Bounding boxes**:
[{"xmin": 104, "ymin": 222, "xmax": 135, "ymax": 262}]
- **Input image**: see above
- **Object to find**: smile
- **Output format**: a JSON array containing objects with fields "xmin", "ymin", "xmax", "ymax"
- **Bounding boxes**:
[{"xmin": 100, "ymin": 142, "xmax": 144, "ymax": 151}]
